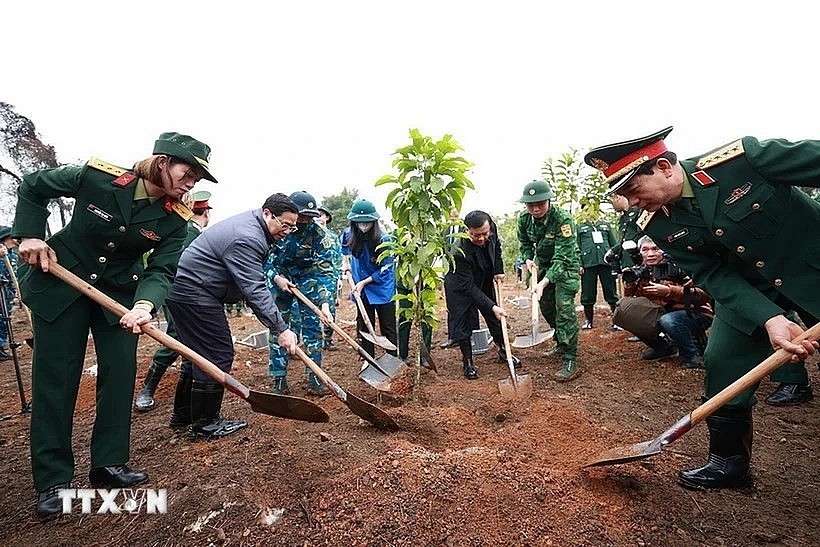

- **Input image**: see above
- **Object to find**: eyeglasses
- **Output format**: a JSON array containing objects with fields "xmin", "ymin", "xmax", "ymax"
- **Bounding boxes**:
[{"xmin": 272, "ymin": 213, "xmax": 298, "ymax": 233}]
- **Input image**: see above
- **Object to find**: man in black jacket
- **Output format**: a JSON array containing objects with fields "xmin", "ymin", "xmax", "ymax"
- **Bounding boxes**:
[{"xmin": 444, "ymin": 210, "xmax": 521, "ymax": 379}]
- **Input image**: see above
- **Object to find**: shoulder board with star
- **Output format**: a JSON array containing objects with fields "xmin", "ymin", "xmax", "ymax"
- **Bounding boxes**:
[
  {"xmin": 163, "ymin": 197, "xmax": 194, "ymax": 221},
  {"xmin": 695, "ymin": 139, "xmax": 745, "ymax": 170},
  {"xmin": 636, "ymin": 209, "xmax": 656, "ymax": 230}
]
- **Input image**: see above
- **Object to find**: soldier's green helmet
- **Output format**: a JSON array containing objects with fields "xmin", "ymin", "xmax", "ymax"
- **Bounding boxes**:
[
  {"xmin": 519, "ymin": 180, "xmax": 555, "ymax": 203},
  {"xmin": 288, "ymin": 191, "xmax": 320, "ymax": 217},
  {"xmin": 347, "ymin": 199, "xmax": 381, "ymax": 222}
]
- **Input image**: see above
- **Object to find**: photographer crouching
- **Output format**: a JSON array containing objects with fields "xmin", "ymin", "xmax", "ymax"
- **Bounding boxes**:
[{"xmin": 613, "ymin": 235, "xmax": 713, "ymax": 369}]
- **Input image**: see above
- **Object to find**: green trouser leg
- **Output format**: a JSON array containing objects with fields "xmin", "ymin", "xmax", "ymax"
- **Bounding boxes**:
[
  {"xmin": 769, "ymin": 362, "xmax": 809, "ymax": 385},
  {"xmin": 30, "ymin": 298, "xmax": 137, "ymax": 491},
  {"xmin": 702, "ymin": 315, "xmax": 773, "ymax": 409},
  {"xmin": 538, "ymin": 279, "xmax": 580, "ymax": 361}
]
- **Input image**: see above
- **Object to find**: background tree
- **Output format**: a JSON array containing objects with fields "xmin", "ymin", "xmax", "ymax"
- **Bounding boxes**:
[
  {"xmin": 320, "ymin": 186, "xmax": 359, "ymax": 233},
  {"xmin": 495, "ymin": 212, "xmax": 521, "ymax": 275},
  {"xmin": 376, "ymin": 129, "xmax": 474, "ymax": 395},
  {"xmin": 542, "ymin": 147, "xmax": 618, "ymax": 227},
  {"xmin": 0, "ymin": 102, "xmax": 68, "ymax": 233}
]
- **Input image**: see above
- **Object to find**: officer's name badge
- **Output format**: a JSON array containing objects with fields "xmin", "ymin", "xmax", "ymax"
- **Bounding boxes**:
[
  {"xmin": 667, "ymin": 228, "xmax": 689, "ymax": 243},
  {"xmin": 560, "ymin": 224, "xmax": 572, "ymax": 237},
  {"xmin": 87, "ymin": 204, "xmax": 113, "ymax": 222},
  {"xmin": 139, "ymin": 228, "xmax": 162, "ymax": 242},
  {"xmin": 724, "ymin": 182, "xmax": 752, "ymax": 205}
]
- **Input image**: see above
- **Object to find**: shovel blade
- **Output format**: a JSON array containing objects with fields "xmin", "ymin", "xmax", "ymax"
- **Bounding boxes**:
[
  {"xmin": 375, "ymin": 354, "xmax": 409, "ymax": 377},
  {"xmin": 247, "ymin": 390, "xmax": 330, "ymax": 422},
  {"xmin": 512, "ymin": 328, "xmax": 555, "ymax": 348},
  {"xmin": 358, "ymin": 363, "xmax": 394, "ymax": 392},
  {"xmin": 583, "ymin": 439, "xmax": 663, "ymax": 468},
  {"xmin": 345, "ymin": 391, "xmax": 400, "ymax": 430},
  {"xmin": 358, "ymin": 330, "xmax": 398, "ymax": 352},
  {"xmin": 498, "ymin": 373, "xmax": 533, "ymax": 400}
]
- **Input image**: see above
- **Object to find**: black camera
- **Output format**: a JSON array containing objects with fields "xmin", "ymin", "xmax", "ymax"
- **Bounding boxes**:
[
  {"xmin": 621, "ymin": 259, "xmax": 683, "ymax": 284},
  {"xmin": 621, "ymin": 265, "xmax": 652, "ymax": 284}
]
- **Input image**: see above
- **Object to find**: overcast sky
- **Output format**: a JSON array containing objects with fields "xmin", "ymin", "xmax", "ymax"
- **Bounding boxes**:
[{"xmin": 3, "ymin": 1, "xmax": 818, "ymax": 224}]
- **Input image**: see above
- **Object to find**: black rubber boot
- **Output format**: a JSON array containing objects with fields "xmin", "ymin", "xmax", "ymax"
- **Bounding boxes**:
[
  {"xmin": 640, "ymin": 336, "xmax": 678, "ymax": 360},
  {"xmin": 188, "ymin": 381, "xmax": 248, "ymax": 440},
  {"xmin": 679, "ymin": 408, "xmax": 753, "ymax": 490},
  {"xmin": 169, "ymin": 370, "xmax": 193, "ymax": 428},
  {"xmin": 460, "ymin": 340, "xmax": 478, "ymax": 380},
  {"xmin": 582, "ymin": 306, "xmax": 594, "ymax": 329},
  {"xmin": 135, "ymin": 361, "xmax": 168, "ymax": 412}
]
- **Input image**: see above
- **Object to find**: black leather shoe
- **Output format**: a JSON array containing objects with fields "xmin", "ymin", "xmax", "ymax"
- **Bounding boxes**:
[
  {"xmin": 89, "ymin": 465, "xmax": 148, "ymax": 488},
  {"xmin": 36, "ymin": 482, "xmax": 70, "ymax": 518},
  {"xmin": 440, "ymin": 339, "xmax": 458, "ymax": 349},
  {"xmin": 765, "ymin": 383, "xmax": 813, "ymax": 406},
  {"xmin": 463, "ymin": 362, "xmax": 478, "ymax": 380}
]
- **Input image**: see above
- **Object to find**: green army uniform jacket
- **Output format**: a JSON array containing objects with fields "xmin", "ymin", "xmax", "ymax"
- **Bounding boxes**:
[
  {"xmin": 182, "ymin": 219, "xmax": 204, "ymax": 249},
  {"xmin": 517, "ymin": 205, "xmax": 580, "ymax": 284},
  {"xmin": 577, "ymin": 220, "xmax": 618, "ymax": 268},
  {"xmin": 642, "ymin": 137, "xmax": 820, "ymax": 335},
  {"xmin": 13, "ymin": 158, "xmax": 191, "ymax": 324}
]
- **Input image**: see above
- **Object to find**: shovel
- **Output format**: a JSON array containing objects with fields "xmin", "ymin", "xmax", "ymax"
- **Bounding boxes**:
[
  {"xmin": 3, "ymin": 254, "xmax": 34, "ymax": 348},
  {"xmin": 512, "ymin": 263, "xmax": 555, "ymax": 348},
  {"xmin": 289, "ymin": 286, "xmax": 407, "ymax": 392},
  {"xmin": 48, "ymin": 263, "xmax": 330, "ymax": 423},
  {"xmin": 292, "ymin": 346, "xmax": 399, "ymax": 430},
  {"xmin": 585, "ymin": 322, "xmax": 820, "ymax": 467},
  {"xmin": 494, "ymin": 278, "xmax": 532, "ymax": 400},
  {"xmin": 347, "ymin": 275, "xmax": 398, "ymax": 352}
]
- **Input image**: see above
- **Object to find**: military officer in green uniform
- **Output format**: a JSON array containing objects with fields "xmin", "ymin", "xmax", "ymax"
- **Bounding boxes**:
[
  {"xmin": 517, "ymin": 180, "xmax": 582, "ymax": 381},
  {"xmin": 605, "ymin": 194, "xmax": 643, "ymax": 270},
  {"xmin": 585, "ymin": 126, "xmax": 818, "ymax": 490},
  {"xmin": 577, "ymin": 211, "xmax": 619, "ymax": 329},
  {"xmin": 135, "ymin": 190, "xmax": 213, "ymax": 412},
  {"xmin": 13, "ymin": 132, "xmax": 217, "ymax": 517}
]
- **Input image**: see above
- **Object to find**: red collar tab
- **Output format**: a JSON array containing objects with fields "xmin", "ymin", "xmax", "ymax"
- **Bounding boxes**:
[
  {"xmin": 604, "ymin": 140, "xmax": 668, "ymax": 179},
  {"xmin": 112, "ymin": 173, "xmax": 136, "ymax": 187},
  {"xmin": 691, "ymin": 170, "xmax": 715, "ymax": 187}
]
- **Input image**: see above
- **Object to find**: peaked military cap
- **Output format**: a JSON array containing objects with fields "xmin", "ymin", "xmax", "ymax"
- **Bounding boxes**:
[
  {"xmin": 584, "ymin": 126, "xmax": 673, "ymax": 194},
  {"xmin": 519, "ymin": 180, "xmax": 555, "ymax": 203},
  {"xmin": 289, "ymin": 191, "xmax": 320, "ymax": 217},
  {"xmin": 153, "ymin": 132, "xmax": 218, "ymax": 184},
  {"xmin": 192, "ymin": 191, "xmax": 212, "ymax": 210}
]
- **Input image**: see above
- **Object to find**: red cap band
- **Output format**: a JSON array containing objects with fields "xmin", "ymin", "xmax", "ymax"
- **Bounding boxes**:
[{"xmin": 604, "ymin": 140, "xmax": 668, "ymax": 178}]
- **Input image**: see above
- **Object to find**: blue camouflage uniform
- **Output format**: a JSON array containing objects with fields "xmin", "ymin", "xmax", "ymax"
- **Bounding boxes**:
[{"xmin": 265, "ymin": 220, "xmax": 336, "ymax": 378}]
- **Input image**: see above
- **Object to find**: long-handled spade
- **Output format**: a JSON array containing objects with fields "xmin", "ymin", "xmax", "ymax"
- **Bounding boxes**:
[
  {"xmin": 48, "ymin": 263, "xmax": 329, "ymax": 423},
  {"xmin": 494, "ymin": 278, "xmax": 532, "ymax": 400},
  {"xmin": 585, "ymin": 322, "xmax": 820, "ymax": 467},
  {"xmin": 347, "ymin": 275, "xmax": 397, "ymax": 352},
  {"xmin": 292, "ymin": 346, "xmax": 399, "ymax": 430},
  {"xmin": 289, "ymin": 286, "xmax": 407, "ymax": 392},
  {"xmin": 512, "ymin": 263, "xmax": 554, "ymax": 348}
]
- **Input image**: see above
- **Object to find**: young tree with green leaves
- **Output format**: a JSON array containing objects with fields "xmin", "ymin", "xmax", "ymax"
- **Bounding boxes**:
[{"xmin": 376, "ymin": 129, "xmax": 474, "ymax": 396}]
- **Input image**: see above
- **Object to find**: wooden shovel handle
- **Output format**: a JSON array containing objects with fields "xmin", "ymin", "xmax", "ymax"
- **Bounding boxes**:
[
  {"xmin": 47, "ymin": 263, "xmax": 250, "ymax": 399},
  {"xmin": 494, "ymin": 278, "xmax": 518, "ymax": 385},
  {"xmin": 691, "ymin": 321, "xmax": 820, "ymax": 425},
  {"xmin": 346, "ymin": 274, "xmax": 378, "ymax": 337}
]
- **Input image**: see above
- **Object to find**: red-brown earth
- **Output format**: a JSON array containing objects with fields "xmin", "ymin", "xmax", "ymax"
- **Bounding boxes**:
[{"xmin": 0, "ymin": 280, "xmax": 817, "ymax": 546}]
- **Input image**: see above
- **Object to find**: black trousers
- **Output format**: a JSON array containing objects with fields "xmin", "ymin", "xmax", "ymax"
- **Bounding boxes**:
[
  {"xmin": 167, "ymin": 299, "xmax": 234, "ymax": 384},
  {"xmin": 357, "ymin": 291, "xmax": 398, "ymax": 357}
]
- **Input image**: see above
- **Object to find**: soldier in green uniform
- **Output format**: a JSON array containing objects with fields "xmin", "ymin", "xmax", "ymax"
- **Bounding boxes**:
[
  {"xmin": 517, "ymin": 180, "xmax": 582, "ymax": 381},
  {"xmin": 577, "ymin": 211, "xmax": 619, "ymax": 329},
  {"xmin": 585, "ymin": 126, "xmax": 818, "ymax": 490},
  {"xmin": 134, "ymin": 190, "xmax": 213, "ymax": 412},
  {"xmin": 13, "ymin": 132, "xmax": 217, "ymax": 517}
]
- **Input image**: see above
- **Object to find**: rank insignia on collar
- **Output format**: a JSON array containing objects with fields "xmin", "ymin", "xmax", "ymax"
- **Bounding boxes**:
[
  {"xmin": 691, "ymin": 170, "xmax": 715, "ymax": 187},
  {"xmin": 724, "ymin": 182, "xmax": 752, "ymax": 205},
  {"xmin": 112, "ymin": 173, "xmax": 136, "ymax": 187},
  {"xmin": 667, "ymin": 228, "xmax": 689, "ymax": 242},
  {"xmin": 139, "ymin": 228, "xmax": 162, "ymax": 242}
]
